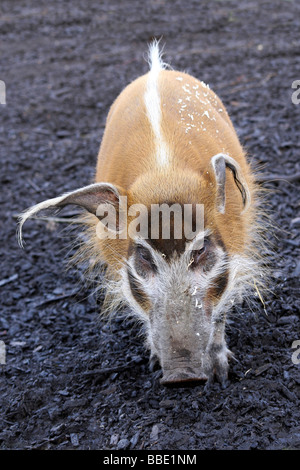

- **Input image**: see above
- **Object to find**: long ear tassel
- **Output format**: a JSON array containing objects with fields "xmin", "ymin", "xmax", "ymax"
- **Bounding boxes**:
[
  {"xmin": 17, "ymin": 193, "xmax": 71, "ymax": 248},
  {"xmin": 17, "ymin": 182, "xmax": 123, "ymax": 248}
]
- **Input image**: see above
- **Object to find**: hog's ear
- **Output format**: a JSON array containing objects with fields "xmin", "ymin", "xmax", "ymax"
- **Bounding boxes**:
[
  {"xmin": 17, "ymin": 182, "xmax": 125, "ymax": 247},
  {"xmin": 210, "ymin": 153, "xmax": 251, "ymax": 214}
]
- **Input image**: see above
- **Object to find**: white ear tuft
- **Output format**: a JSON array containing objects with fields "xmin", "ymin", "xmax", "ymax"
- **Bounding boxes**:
[
  {"xmin": 211, "ymin": 153, "xmax": 251, "ymax": 214},
  {"xmin": 17, "ymin": 182, "xmax": 122, "ymax": 248}
]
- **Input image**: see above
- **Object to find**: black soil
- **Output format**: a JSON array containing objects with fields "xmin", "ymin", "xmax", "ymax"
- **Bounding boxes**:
[{"xmin": 0, "ymin": 0, "xmax": 299, "ymax": 450}]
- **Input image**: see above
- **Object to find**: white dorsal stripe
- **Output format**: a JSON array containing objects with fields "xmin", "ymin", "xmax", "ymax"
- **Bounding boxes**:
[{"xmin": 144, "ymin": 41, "xmax": 169, "ymax": 167}]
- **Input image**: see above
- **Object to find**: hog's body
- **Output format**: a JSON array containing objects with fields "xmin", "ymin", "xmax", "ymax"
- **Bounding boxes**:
[{"xmin": 19, "ymin": 43, "xmax": 263, "ymax": 386}]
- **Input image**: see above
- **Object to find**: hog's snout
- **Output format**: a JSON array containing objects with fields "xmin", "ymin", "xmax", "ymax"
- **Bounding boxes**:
[
  {"xmin": 160, "ymin": 353, "xmax": 208, "ymax": 386},
  {"xmin": 160, "ymin": 366, "xmax": 208, "ymax": 386}
]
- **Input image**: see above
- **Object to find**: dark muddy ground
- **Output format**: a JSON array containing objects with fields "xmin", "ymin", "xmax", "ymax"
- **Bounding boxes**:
[{"xmin": 0, "ymin": 0, "xmax": 299, "ymax": 451}]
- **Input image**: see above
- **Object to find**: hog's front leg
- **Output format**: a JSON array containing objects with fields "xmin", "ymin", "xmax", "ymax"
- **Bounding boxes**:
[{"xmin": 204, "ymin": 313, "xmax": 233, "ymax": 389}]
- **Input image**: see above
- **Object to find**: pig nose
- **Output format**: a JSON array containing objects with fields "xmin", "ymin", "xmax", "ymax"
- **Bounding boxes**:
[{"xmin": 160, "ymin": 367, "xmax": 208, "ymax": 386}]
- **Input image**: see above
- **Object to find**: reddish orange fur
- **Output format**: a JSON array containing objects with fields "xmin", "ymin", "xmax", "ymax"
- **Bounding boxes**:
[{"xmin": 89, "ymin": 69, "xmax": 256, "ymax": 271}]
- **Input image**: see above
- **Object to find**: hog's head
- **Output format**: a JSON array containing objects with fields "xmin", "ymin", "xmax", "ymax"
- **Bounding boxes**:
[{"xmin": 121, "ymin": 154, "xmax": 252, "ymax": 386}]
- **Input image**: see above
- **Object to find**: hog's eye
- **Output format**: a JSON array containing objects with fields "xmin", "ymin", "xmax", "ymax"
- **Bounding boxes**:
[
  {"xmin": 190, "ymin": 239, "xmax": 208, "ymax": 268},
  {"xmin": 135, "ymin": 245, "xmax": 157, "ymax": 275}
]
